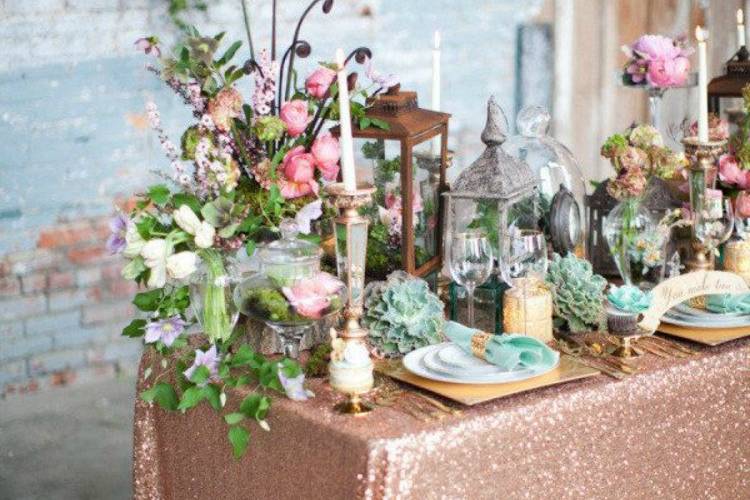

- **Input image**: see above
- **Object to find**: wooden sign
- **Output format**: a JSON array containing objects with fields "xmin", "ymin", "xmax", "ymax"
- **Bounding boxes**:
[{"xmin": 638, "ymin": 271, "xmax": 750, "ymax": 333}]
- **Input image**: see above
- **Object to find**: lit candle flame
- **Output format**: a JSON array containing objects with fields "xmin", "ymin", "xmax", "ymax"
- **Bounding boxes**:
[
  {"xmin": 739, "ymin": 9, "xmax": 745, "ymax": 25},
  {"xmin": 695, "ymin": 25, "xmax": 708, "ymax": 43}
]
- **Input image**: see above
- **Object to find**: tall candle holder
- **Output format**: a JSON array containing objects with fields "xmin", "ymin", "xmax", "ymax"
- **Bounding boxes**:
[{"xmin": 325, "ymin": 182, "xmax": 376, "ymax": 415}]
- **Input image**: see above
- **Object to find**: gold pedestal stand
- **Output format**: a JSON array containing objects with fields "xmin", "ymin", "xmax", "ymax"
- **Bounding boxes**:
[{"xmin": 326, "ymin": 183, "xmax": 377, "ymax": 416}]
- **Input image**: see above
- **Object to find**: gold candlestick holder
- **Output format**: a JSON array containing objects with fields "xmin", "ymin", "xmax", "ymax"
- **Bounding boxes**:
[{"xmin": 325, "ymin": 182, "xmax": 376, "ymax": 416}]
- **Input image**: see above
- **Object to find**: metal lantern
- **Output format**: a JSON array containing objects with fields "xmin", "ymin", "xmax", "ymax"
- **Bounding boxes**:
[
  {"xmin": 708, "ymin": 46, "xmax": 750, "ymax": 118},
  {"xmin": 333, "ymin": 85, "xmax": 451, "ymax": 284}
]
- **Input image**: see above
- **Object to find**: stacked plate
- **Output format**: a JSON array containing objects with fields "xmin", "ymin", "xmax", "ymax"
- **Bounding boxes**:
[
  {"xmin": 662, "ymin": 302, "xmax": 750, "ymax": 329},
  {"xmin": 402, "ymin": 342, "xmax": 559, "ymax": 385}
]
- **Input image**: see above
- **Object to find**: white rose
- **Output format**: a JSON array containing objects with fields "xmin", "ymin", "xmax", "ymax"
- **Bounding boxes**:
[
  {"xmin": 173, "ymin": 205, "xmax": 201, "ymax": 235},
  {"xmin": 123, "ymin": 223, "xmax": 145, "ymax": 258},
  {"xmin": 194, "ymin": 222, "xmax": 216, "ymax": 249},
  {"xmin": 141, "ymin": 239, "xmax": 169, "ymax": 288},
  {"xmin": 166, "ymin": 251, "xmax": 198, "ymax": 280}
]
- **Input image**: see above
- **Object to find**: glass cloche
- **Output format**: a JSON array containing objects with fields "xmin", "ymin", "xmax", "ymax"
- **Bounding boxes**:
[
  {"xmin": 234, "ymin": 219, "xmax": 346, "ymax": 358},
  {"xmin": 503, "ymin": 105, "xmax": 588, "ymax": 255}
]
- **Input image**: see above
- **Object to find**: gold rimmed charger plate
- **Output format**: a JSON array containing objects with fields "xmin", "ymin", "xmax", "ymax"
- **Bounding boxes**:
[
  {"xmin": 657, "ymin": 322, "xmax": 750, "ymax": 346},
  {"xmin": 375, "ymin": 355, "xmax": 599, "ymax": 406}
]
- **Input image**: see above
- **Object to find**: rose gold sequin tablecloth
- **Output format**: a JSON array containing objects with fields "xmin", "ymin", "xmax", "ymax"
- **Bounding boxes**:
[{"xmin": 133, "ymin": 338, "xmax": 750, "ymax": 499}]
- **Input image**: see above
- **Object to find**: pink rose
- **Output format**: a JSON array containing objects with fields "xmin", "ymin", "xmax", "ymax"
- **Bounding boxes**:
[
  {"xmin": 305, "ymin": 67, "xmax": 336, "ymax": 99},
  {"xmin": 736, "ymin": 191, "xmax": 750, "ymax": 219},
  {"xmin": 279, "ymin": 146, "xmax": 319, "ymax": 199},
  {"xmin": 719, "ymin": 154, "xmax": 744, "ymax": 187},
  {"xmin": 282, "ymin": 272, "xmax": 343, "ymax": 319},
  {"xmin": 311, "ymin": 133, "xmax": 340, "ymax": 181},
  {"xmin": 280, "ymin": 100, "xmax": 312, "ymax": 137}
]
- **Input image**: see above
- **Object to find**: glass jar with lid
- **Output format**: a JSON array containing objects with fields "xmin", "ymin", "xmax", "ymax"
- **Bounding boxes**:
[{"xmin": 234, "ymin": 219, "xmax": 346, "ymax": 358}]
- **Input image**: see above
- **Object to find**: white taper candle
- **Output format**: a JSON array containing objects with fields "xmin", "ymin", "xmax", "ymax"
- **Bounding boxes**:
[
  {"xmin": 335, "ymin": 48, "xmax": 357, "ymax": 192},
  {"xmin": 738, "ymin": 9, "xmax": 746, "ymax": 48},
  {"xmin": 696, "ymin": 26, "xmax": 709, "ymax": 143},
  {"xmin": 431, "ymin": 30, "xmax": 441, "ymax": 154}
]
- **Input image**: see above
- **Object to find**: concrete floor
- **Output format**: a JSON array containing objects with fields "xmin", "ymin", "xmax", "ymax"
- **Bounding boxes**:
[{"xmin": 0, "ymin": 376, "xmax": 136, "ymax": 500}]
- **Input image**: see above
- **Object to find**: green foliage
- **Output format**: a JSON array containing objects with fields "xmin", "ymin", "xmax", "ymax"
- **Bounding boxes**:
[
  {"xmin": 304, "ymin": 343, "xmax": 332, "ymax": 378},
  {"xmin": 141, "ymin": 382, "xmax": 178, "ymax": 411},
  {"xmin": 133, "ymin": 286, "xmax": 190, "ymax": 318},
  {"xmin": 122, "ymin": 319, "xmax": 147, "ymax": 338},
  {"xmin": 238, "ymin": 287, "xmax": 292, "ymax": 322},
  {"xmin": 364, "ymin": 272, "xmax": 445, "ymax": 355},
  {"xmin": 544, "ymin": 253, "xmax": 607, "ymax": 333},
  {"xmin": 147, "ymin": 185, "xmax": 171, "ymax": 207},
  {"xmin": 228, "ymin": 425, "xmax": 250, "ymax": 459},
  {"xmin": 253, "ymin": 116, "xmax": 286, "ymax": 142}
]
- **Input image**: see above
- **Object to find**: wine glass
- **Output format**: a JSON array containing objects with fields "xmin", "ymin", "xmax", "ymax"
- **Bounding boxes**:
[
  {"xmin": 449, "ymin": 231, "xmax": 494, "ymax": 328},
  {"xmin": 500, "ymin": 229, "xmax": 548, "ymax": 336},
  {"xmin": 695, "ymin": 198, "xmax": 735, "ymax": 255}
]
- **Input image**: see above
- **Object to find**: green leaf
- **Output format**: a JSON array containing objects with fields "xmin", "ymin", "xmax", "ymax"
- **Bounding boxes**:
[
  {"xmin": 218, "ymin": 222, "xmax": 240, "ymax": 239},
  {"xmin": 121, "ymin": 256, "xmax": 147, "ymax": 280},
  {"xmin": 369, "ymin": 118, "xmax": 390, "ymax": 130},
  {"xmin": 203, "ymin": 384, "xmax": 222, "ymax": 410},
  {"xmin": 245, "ymin": 239, "xmax": 256, "ymax": 257},
  {"xmin": 133, "ymin": 289, "xmax": 162, "ymax": 312},
  {"xmin": 217, "ymin": 41, "xmax": 242, "ymax": 66},
  {"xmin": 230, "ymin": 345, "xmax": 256, "ymax": 367},
  {"xmin": 141, "ymin": 382, "xmax": 178, "ymax": 411},
  {"xmin": 147, "ymin": 185, "xmax": 171, "ymax": 207},
  {"xmin": 172, "ymin": 193, "xmax": 202, "ymax": 215},
  {"xmin": 242, "ymin": 104, "xmax": 253, "ymax": 124},
  {"xmin": 224, "ymin": 412, "xmax": 245, "ymax": 425},
  {"xmin": 135, "ymin": 216, "xmax": 157, "ymax": 240},
  {"xmin": 122, "ymin": 319, "xmax": 147, "ymax": 338},
  {"xmin": 239, "ymin": 394, "xmax": 271, "ymax": 420},
  {"xmin": 177, "ymin": 386, "xmax": 206, "ymax": 412},
  {"xmin": 189, "ymin": 365, "xmax": 211, "ymax": 384},
  {"xmin": 359, "ymin": 117, "xmax": 372, "ymax": 129},
  {"xmin": 278, "ymin": 358, "xmax": 302, "ymax": 378},
  {"xmin": 228, "ymin": 425, "xmax": 250, "ymax": 459}
]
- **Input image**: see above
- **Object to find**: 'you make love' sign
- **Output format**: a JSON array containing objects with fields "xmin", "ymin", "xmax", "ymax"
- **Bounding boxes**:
[{"xmin": 638, "ymin": 271, "xmax": 750, "ymax": 333}]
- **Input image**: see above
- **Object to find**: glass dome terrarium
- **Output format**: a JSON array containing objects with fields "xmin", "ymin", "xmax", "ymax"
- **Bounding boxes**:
[
  {"xmin": 503, "ymin": 105, "xmax": 587, "ymax": 256},
  {"xmin": 234, "ymin": 219, "xmax": 346, "ymax": 358}
]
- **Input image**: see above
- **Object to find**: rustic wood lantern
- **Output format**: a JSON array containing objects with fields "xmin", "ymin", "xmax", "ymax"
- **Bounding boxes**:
[
  {"xmin": 708, "ymin": 46, "xmax": 750, "ymax": 116},
  {"xmin": 333, "ymin": 85, "xmax": 451, "ymax": 283}
]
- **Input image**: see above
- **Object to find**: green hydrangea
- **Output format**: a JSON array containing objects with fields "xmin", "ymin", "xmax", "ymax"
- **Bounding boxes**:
[
  {"xmin": 545, "ymin": 253, "xmax": 607, "ymax": 333},
  {"xmin": 364, "ymin": 271, "xmax": 445, "ymax": 355},
  {"xmin": 253, "ymin": 116, "xmax": 286, "ymax": 142}
]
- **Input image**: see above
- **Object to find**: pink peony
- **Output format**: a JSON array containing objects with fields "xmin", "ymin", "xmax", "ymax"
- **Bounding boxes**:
[
  {"xmin": 305, "ymin": 67, "xmax": 336, "ymax": 99},
  {"xmin": 631, "ymin": 34, "xmax": 682, "ymax": 61},
  {"xmin": 623, "ymin": 34, "xmax": 692, "ymax": 88},
  {"xmin": 311, "ymin": 133, "xmax": 340, "ymax": 181},
  {"xmin": 736, "ymin": 191, "xmax": 750, "ymax": 219},
  {"xmin": 280, "ymin": 100, "xmax": 312, "ymax": 137},
  {"xmin": 719, "ymin": 154, "xmax": 749, "ymax": 188},
  {"xmin": 647, "ymin": 56, "xmax": 689, "ymax": 87},
  {"xmin": 279, "ymin": 146, "xmax": 319, "ymax": 199},
  {"xmin": 282, "ymin": 273, "xmax": 343, "ymax": 319}
]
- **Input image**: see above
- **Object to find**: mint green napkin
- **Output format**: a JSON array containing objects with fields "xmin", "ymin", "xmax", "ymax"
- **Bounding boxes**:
[
  {"xmin": 705, "ymin": 293, "xmax": 750, "ymax": 314},
  {"xmin": 443, "ymin": 321, "xmax": 559, "ymax": 371}
]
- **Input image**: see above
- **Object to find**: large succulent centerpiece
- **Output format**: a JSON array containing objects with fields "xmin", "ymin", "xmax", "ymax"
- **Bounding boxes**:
[
  {"xmin": 111, "ymin": 0, "xmax": 392, "ymax": 459},
  {"xmin": 544, "ymin": 253, "xmax": 607, "ymax": 333}
]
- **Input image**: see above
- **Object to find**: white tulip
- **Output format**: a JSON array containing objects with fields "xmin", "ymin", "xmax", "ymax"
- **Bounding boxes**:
[
  {"xmin": 173, "ymin": 205, "xmax": 202, "ymax": 235},
  {"xmin": 147, "ymin": 262, "xmax": 167, "ymax": 288},
  {"xmin": 123, "ymin": 223, "xmax": 145, "ymax": 258},
  {"xmin": 194, "ymin": 222, "xmax": 216, "ymax": 249},
  {"xmin": 166, "ymin": 251, "xmax": 198, "ymax": 280},
  {"xmin": 141, "ymin": 239, "xmax": 169, "ymax": 288}
]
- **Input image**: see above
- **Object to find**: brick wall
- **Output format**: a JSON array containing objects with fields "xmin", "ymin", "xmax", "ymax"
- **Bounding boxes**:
[{"xmin": 0, "ymin": 0, "xmax": 548, "ymax": 395}]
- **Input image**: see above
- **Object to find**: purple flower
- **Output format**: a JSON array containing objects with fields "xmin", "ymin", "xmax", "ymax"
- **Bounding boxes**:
[
  {"xmin": 106, "ymin": 213, "xmax": 129, "ymax": 254},
  {"xmin": 277, "ymin": 369, "xmax": 313, "ymax": 401},
  {"xmin": 135, "ymin": 36, "xmax": 161, "ymax": 57},
  {"xmin": 183, "ymin": 345, "xmax": 220, "ymax": 384},
  {"xmin": 144, "ymin": 316, "xmax": 187, "ymax": 347},
  {"xmin": 365, "ymin": 59, "xmax": 398, "ymax": 92}
]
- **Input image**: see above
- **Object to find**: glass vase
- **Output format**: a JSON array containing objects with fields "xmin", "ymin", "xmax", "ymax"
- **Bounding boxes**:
[
  {"xmin": 189, "ymin": 249, "xmax": 241, "ymax": 343},
  {"xmin": 602, "ymin": 196, "xmax": 665, "ymax": 288}
]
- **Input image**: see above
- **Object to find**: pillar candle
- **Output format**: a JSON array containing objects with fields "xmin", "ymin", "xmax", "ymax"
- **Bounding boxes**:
[
  {"xmin": 335, "ymin": 48, "xmax": 357, "ymax": 192},
  {"xmin": 739, "ymin": 9, "xmax": 747, "ymax": 48},
  {"xmin": 430, "ymin": 30, "xmax": 441, "ymax": 155},
  {"xmin": 696, "ymin": 26, "xmax": 709, "ymax": 143}
]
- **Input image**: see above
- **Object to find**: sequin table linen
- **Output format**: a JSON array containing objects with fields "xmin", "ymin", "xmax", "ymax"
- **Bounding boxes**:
[{"xmin": 132, "ymin": 338, "xmax": 750, "ymax": 499}]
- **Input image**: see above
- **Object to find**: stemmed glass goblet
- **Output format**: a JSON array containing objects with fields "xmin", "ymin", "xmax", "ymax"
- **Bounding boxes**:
[
  {"xmin": 500, "ymin": 229, "xmax": 548, "ymax": 335},
  {"xmin": 449, "ymin": 231, "xmax": 494, "ymax": 328}
]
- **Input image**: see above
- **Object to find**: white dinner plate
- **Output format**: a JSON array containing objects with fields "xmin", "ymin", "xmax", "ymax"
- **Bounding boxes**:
[
  {"xmin": 661, "ymin": 311, "xmax": 750, "ymax": 329},
  {"xmin": 423, "ymin": 346, "xmax": 507, "ymax": 378},
  {"xmin": 671, "ymin": 302, "xmax": 746, "ymax": 319},
  {"xmin": 403, "ymin": 342, "xmax": 559, "ymax": 385}
]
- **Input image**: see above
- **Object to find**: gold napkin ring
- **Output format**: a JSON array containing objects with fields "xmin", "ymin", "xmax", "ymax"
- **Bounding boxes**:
[{"xmin": 471, "ymin": 332, "xmax": 492, "ymax": 360}]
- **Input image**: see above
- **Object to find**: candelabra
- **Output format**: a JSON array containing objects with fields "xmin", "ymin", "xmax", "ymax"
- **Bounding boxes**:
[{"xmin": 325, "ymin": 182, "xmax": 376, "ymax": 415}]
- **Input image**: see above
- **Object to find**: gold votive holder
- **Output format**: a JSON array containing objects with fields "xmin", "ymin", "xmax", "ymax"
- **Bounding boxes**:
[
  {"xmin": 502, "ymin": 278, "xmax": 553, "ymax": 343},
  {"xmin": 724, "ymin": 240, "xmax": 750, "ymax": 285}
]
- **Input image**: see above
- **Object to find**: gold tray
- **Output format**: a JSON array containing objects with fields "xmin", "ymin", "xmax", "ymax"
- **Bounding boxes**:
[
  {"xmin": 657, "ymin": 322, "xmax": 750, "ymax": 346},
  {"xmin": 375, "ymin": 355, "xmax": 600, "ymax": 406}
]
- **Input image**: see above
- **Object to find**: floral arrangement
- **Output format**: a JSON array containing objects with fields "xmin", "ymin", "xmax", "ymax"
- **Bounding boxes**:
[
  {"xmin": 115, "ymin": 1, "xmax": 394, "ymax": 459},
  {"xmin": 717, "ymin": 85, "xmax": 750, "ymax": 191},
  {"xmin": 621, "ymin": 34, "xmax": 692, "ymax": 88},
  {"xmin": 363, "ymin": 271, "xmax": 445, "ymax": 355},
  {"xmin": 601, "ymin": 124, "xmax": 688, "ymax": 200},
  {"xmin": 544, "ymin": 253, "xmax": 607, "ymax": 333}
]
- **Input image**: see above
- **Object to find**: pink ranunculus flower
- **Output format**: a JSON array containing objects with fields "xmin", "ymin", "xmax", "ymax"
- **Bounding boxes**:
[
  {"xmin": 311, "ymin": 133, "xmax": 340, "ymax": 181},
  {"xmin": 736, "ymin": 191, "xmax": 750, "ymax": 219},
  {"xmin": 279, "ymin": 146, "xmax": 319, "ymax": 199},
  {"xmin": 719, "ymin": 154, "xmax": 744, "ymax": 187},
  {"xmin": 280, "ymin": 100, "xmax": 312, "ymax": 137},
  {"xmin": 305, "ymin": 67, "xmax": 336, "ymax": 99},
  {"xmin": 282, "ymin": 272, "xmax": 343, "ymax": 319}
]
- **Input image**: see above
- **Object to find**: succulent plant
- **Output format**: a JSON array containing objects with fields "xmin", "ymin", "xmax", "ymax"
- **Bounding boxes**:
[
  {"xmin": 363, "ymin": 271, "xmax": 445, "ymax": 355},
  {"xmin": 544, "ymin": 253, "xmax": 607, "ymax": 333}
]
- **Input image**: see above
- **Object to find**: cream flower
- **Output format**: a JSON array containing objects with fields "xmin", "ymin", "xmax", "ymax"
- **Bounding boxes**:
[
  {"xmin": 173, "ymin": 205, "xmax": 215, "ymax": 249},
  {"xmin": 194, "ymin": 223, "xmax": 215, "ymax": 249},
  {"xmin": 141, "ymin": 239, "xmax": 169, "ymax": 288},
  {"xmin": 166, "ymin": 251, "xmax": 198, "ymax": 280},
  {"xmin": 123, "ymin": 223, "xmax": 145, "ymax": 258}
]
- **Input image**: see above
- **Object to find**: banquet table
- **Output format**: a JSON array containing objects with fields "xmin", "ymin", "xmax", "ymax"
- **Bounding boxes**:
[{"xmin": 132, "ymin": 337, "xmax": 750, "ymax": 500}]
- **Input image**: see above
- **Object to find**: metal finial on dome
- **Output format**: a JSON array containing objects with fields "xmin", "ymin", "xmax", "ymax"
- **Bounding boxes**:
[{"xmin": 480, "ymin": 96, "xmax": 508, "ymax": 146}]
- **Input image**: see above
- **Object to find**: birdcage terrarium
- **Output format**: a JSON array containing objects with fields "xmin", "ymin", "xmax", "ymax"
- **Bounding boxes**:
[
  {"xmin": 332, "ymin": 85, "xmax": 451, "ymax": 286},
  {"xmin": 503, "ymin": 105, "xmax": 588, "ymax": 255},
  {"xmin": 444, "ymin": 97, "xmax": 537, "ymax": 332}
]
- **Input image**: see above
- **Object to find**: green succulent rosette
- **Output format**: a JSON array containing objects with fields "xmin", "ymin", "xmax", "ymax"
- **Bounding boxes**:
[
  {"xmin": 607, "ymin": 285, "xmax": 652, "ymax": 314},
  {"xmin": 545, "ymin": 253, "xmax": 607, "ymax": 333}
]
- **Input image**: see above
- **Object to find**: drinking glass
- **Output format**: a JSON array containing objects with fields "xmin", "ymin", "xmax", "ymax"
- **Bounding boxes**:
[
  {"xmin": 500, "ymin": 230, "xmax": 548, "ymax": 335},
  {"xmin": 449, "ymin": 231, "xmax": 494, "ymax": 328}
]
